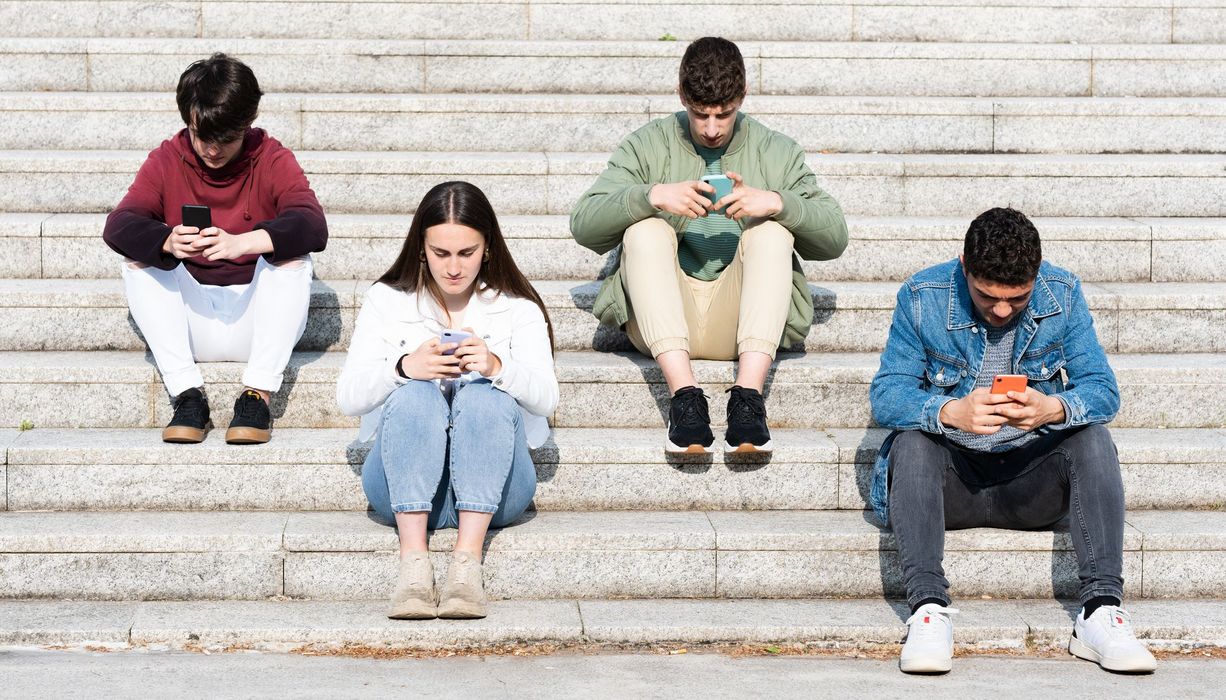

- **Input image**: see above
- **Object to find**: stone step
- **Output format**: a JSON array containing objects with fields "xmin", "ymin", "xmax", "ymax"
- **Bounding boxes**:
[
  {"xmin": 2, "ymin": 598, "xmax": 1221, "ymax": 653},
  {"xmin": 1, "ymin": 349, "xmax": 1222, "ymax": 431},
  {"xmin": 1, "ymin": 279, "xmax": 1223, "ymax": 355},
  {"xmin": 20, "ymin": 213, "xmax": 1226, "ymax": 284},
  {"xmin": 4, "ymin": 151, "xmax": 1225, "ymax": 218},
  {"xmin": 7, "ymin": 93, "xmax": 1226, "ymax": 155},
  {"xmin": 4, "ymin": 0, "xmax": 1220, "ymax": 45},
  {"xmin": 4, "ymin": 39, "xmax": 1225, "ymax": 97},
  {"xmin": 0, "ymin": 509, "xmax": 1221, "ymax": 600},
  {"xmin": 3, "ymin": 427, "xmax": 1222, "ymax": 512}
]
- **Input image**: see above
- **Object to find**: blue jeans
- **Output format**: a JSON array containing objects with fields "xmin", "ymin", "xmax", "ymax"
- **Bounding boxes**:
[
  {"xmin": 361, "ymin": 379, "xmax": 537, "ymax": 530},
  {"xmin": 888, "ymin": 424, "xmax": 1125, "ymax": 609}
]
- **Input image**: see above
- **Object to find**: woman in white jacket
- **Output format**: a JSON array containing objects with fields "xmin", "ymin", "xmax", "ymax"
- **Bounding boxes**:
[{"xmin": 337, "ymin": 181, "xmax": 558, "ymax": 620}]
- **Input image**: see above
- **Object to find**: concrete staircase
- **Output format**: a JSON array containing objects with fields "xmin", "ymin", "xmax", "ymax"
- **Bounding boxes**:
[{"xmin": 2, "ymin": 0, "xmax": 1225, "ymax": 653}]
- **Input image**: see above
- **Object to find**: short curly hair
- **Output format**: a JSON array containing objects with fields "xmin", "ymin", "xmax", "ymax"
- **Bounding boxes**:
[
  {"xmin": 963, "ymin": 208, "xmax": 1042, "ymax": 285},
  {"xmin": 679, "ymin": 37, "xmax": 746, "ymax": 107}
]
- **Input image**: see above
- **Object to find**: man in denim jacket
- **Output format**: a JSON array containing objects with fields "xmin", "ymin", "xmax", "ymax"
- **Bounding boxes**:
[{"xmin": 869, "ymin": 208, "xmax": 1155, "ymax": 675}]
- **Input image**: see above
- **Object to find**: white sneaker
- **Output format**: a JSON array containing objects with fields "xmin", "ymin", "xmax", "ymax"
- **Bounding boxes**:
[
  {"xmin": 900, "ymin": 603, "xmax": 959, "ymax": 673},
  {"xmin": 1070, "ymin": 605, "xmax": 1157, "ymax": 673}
]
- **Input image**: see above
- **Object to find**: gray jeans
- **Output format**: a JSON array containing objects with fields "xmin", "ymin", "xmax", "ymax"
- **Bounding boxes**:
[{"xmin": 887, "ymin": 424, "xmax": 1125, "ymax": 608}]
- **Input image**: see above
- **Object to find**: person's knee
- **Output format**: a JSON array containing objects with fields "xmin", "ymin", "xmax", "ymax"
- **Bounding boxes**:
[
  {"xmin": 889, "ymin": 431, "xmax": 946, "ymax": 486},
  {"xmin": 453, "ymin": 382, "xmax": 518, "ymax": 425},
  {"xmin": 382, "ymin": 381, "xmax": 447, "ymax": 426},
  {"xmin": 1063, "ymin": 424, "xmax": 1119, "ymax": 476},
  {"xmin": 272, "ymin": 256, "xmax": 310, "ymax": 271},
  {"xmin": 622, "ymin": 218, "xmax": 676, "ymax": 256},
  {"xmin": 740, "ymin": 220, "xmax": 794, "ymax": 251}
]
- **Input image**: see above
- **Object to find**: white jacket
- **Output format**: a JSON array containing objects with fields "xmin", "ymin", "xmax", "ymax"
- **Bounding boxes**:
[{"xmin": 337, "ymin": 282, "xmax": 559, "ymax": 448}]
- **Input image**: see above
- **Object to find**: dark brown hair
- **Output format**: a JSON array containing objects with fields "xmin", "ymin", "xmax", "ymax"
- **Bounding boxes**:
[
  {"xmin": 176, "ymin": 53, "xmax": 262, "ymax": 143},
  {"xmin": 679, "ymin": 37, "xmax": 747, "ymax": 107},
  {"xmin": 377, "ymin": 181, "xmax": 555, "ymax": 350},
  {"xmin": 963, "ymin": 207, "xmax": 1043, "ymax": 285}
]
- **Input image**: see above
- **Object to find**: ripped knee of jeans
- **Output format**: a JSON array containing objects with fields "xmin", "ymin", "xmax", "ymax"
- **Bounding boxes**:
[{"xmin": 124, "ymin": 259, "xmax": 149, "ymax": 270}]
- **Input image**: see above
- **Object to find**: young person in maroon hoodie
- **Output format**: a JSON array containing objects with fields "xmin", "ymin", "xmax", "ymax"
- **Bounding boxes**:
[{"xmin": 103, "ymin": 53, "xmax": 328, "ymax": 444}]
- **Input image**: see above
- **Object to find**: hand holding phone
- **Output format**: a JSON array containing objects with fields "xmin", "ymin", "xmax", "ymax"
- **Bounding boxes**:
[
  {"xmin": 451, "ymin": 327, "xmax": 502, "ymax": 377},
  {"xmin": 991, "ymin": 374, "xmax": 1027, "ymax": 395},
  {"xmin": 438, "ymin": 329, "xmax": 473, "ymax": 355},
  {"xmin": 701, "ymin": 174, "xmax": 734, "ymax": 214},
  {"xmin": 398, "ymin": 336, "xmax": 462, "ymax": 380}
]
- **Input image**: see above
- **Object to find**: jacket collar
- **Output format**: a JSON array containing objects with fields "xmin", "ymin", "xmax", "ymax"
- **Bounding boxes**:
[
  {"xmin": 672, "ymin": 111, "xmax": 749, "ymax": 158},
  {"xmin": 946, "ymin": 262, "xmax": 1062, "ymax": 330},
  {"xmin": 385, "ymin": 283, "xmax": 513, "ymax": 325}
]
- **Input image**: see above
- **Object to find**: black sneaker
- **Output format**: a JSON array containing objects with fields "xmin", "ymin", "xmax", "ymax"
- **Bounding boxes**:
[
  {"xmin": 226, "ymin": 389, "xmax": 271, "ymax": 444},
  {"xmin": 724, "ymin": 385, "xmax": 772, "ymax": 453},
  {"xmin": 162, "ymin": 387, "xmax": 210, "ymax": 443},
  {"xmin": 666, "ymin": 386, "xmax": 714, "ymax": 454}
]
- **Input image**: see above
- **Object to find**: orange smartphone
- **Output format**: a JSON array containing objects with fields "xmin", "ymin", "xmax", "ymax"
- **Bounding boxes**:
[{"xmin": 991, "ymin": 374, "xmax": 1027, "ymax": 395}]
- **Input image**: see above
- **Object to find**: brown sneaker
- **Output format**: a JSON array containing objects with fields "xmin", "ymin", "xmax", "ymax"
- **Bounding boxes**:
[
  {"xmin": 436, "ymin": 551, "xmax": 487, "ymax": 619},
  {"xmin": 388, "ymin": 552, "xmax": 437, "ymax": 620},
  {"xmin": 162, "ymin": 388, "xmax": 210, "ymax": 443},
  {"xmin": 225, "ymin": 389, "xmax": 271, "ymax": 444}
]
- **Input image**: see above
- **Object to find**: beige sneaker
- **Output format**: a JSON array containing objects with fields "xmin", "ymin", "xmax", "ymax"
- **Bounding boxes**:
[
  {"xmin": 387, "ymin": 553, "xmax": 436, "ymax": 619},
  {"xmin": 436, "ymin": 551, "xmax": 487, "ymax": 619}
]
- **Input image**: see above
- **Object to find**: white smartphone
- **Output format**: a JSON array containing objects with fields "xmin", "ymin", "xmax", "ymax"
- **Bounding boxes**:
[{"xmin": 439, "ymin": 329, "xmax": 472, "ymax": 355}]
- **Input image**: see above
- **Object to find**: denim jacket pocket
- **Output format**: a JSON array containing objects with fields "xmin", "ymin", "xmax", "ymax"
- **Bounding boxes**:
[
  {"xmin": 1019, "ymin": 343, "xmax": 1067, "ymax": 393},
  {"xmin": 924, "ymin": 354, "xmax": 966, "ymax": 389}
]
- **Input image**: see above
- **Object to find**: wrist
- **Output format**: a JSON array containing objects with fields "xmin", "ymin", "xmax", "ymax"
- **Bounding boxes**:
[{"xmin": 485, "ymin": 353, "xmax": 503, "ymax": 377}]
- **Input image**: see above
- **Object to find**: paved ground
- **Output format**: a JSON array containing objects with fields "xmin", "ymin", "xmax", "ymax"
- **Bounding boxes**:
[{"xmin": 2, "ymin": 650, "xmax": 1223, "ymax": 698}]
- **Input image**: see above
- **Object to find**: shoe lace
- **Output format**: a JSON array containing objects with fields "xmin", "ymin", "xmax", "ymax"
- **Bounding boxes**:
[
  {"xmin": 904, "ymin": 605, "xmax": 959, "ymax": 640},
  {"xmin": 172, "ymin": 392, "xmax": 207, "ymax": 424},
  {"xmin": 726, "ymin": 387, "xmax": 765, "ymax": 425},
  {"xmin": 673, "ymin": 389, "xmax": 710, "ymax": 427},
  {"xmin": 235, "ymin": 390, "xmax": 265, "ymax": 420}
]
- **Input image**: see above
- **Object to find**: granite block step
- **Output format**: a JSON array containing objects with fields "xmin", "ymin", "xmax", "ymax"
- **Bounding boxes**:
[
  {"xmin": 3, "ymin": 0, "xmax": 1215, "ymax": 45},
  {"xmin": 7, "ymin": 93, "xmax": 1226, "ymax": 155},
  {"xmin": 0, "ymin": 509, "xmax": 1222, "ymax": 600},
  {"xmin": 20, "ymin": 212, "xmax": 1226, "ymax": 284},
  {"xmin": 4, "ymin": 151, "xmax": 1226, "ymax": 218},
  {"xmin": 2, "ymin": 278, "xmax": 1224, "ymax": 355},
  {"xmin": 4, "ymin": 426, "xmax": 1223, "ymax": 513},
  {"xmin": 5, "ymin": 39, "xmax": 1226, "ymax": 97},
  {"xmin": 1, "ymin": 349, "xmax": 1223, "ymax": 430},
  {"xmin": 2, "ymin": 598, "xmax": 1222, "ymax": 653}
]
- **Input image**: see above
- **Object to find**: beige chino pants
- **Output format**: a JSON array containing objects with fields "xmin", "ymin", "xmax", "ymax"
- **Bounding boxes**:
[{"xmin": 620, "ymin": 217, "xmax": 794, "ymax": 361}]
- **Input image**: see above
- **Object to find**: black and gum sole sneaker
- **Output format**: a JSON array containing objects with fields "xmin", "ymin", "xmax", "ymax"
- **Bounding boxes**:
[
  {"xmin": 162, "ymin": 424, "xmax": 209, "ymax": 444},
  {"xmin": 725, "ymin": 440, "xmax": 773, "ymax": 454},
  {"xmin": 666, "ymin": 441, "xmax": 714, "ymax": 454},
  {"xmin": 225, "ymin": 426, "xmax": 271, "ymax": 444}
]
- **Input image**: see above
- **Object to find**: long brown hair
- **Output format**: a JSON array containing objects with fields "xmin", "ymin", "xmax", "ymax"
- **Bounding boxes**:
[{"xmin": 377, "ymin": 181, "xmax": 555, "ymax": 350}]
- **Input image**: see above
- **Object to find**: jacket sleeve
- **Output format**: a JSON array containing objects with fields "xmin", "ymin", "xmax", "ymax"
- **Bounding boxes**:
[
  {"xmin": 1050, "ymin": 279, "xmax": 1120, "ymax": 426},
  {"xmin": 337, "ymin": 290, "xmax": 408, "ymax": 417},
  {"xmin": 769, "ymin": 137, "xmax": 848, "ymax": 262},
  {"xmin": 256, "ymin": 149, "xmax": 329, "ymax": 262},
  {"xmin": 869, "ymin": 285, "xmax": 956, "ymax": 433},
  {"xmin": 489, "ymin": 301, "xmax": 559, "ymax": 418},
  {"xmin": 568, "ymin": 132, "xmax": 660, "ymax": 255},
  {"xmin": 102, "ymin": 152, "xmax": 179, "ymax": 270}
]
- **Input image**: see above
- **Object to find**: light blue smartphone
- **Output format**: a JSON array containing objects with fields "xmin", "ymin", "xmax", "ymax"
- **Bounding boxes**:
[
  {"xmin": 439, "ymin": 329, "xmax": 472, "ymax": 355},
  {"xmin": 701, "ymin": 174, "xmax": 733, "ymax": 214}
]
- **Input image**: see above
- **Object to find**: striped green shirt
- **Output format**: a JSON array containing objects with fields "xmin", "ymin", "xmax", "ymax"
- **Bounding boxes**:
[{"xmin": 678, "ymin": 138, "xmax": 741, "ymax": 281}]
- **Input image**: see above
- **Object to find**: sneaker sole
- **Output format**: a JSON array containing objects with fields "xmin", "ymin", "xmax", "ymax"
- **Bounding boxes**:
[
  {"xmin": 899, "ymin": 656, "xmax": 952, "ymax": 674},
  {"xmin": 725, "ymin": 440, "xmax": 773, "ymax": 454},
  {"xmin": 162, "ymin": 426, "xmax": 207, "ymax": 443},
  {"xmin": 1069, "ymin": 634, "xmax": 1157, "ymax": 673},
  {"xmin": 436, "ymin": 600, "xmax": 487, "ymax": 619},
  {"xmin": 387, "ymin": 603, "xmax": 437, "ymax": 620},
  {"xmin": 665, "ymin": 441, "xmax": 714, "ymax": 454},
  {"xmin": 226, "ymin": 427, "xmax": 271, "ymax": 444}
]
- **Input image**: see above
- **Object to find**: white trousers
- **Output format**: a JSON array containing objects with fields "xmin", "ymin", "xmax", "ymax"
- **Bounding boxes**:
[{"xmin": 122, "ymin": 255, "xmax": 313, "ymax": 397}]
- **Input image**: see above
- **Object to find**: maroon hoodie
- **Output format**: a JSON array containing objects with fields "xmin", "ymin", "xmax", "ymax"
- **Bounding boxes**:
[{"xmin": 103, "ymin": 128, "xmax": 328, "ymax": 286}]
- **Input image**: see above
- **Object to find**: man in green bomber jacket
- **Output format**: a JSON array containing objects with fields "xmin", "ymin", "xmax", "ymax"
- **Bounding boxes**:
[{"xmin": 570, "ymin": 37, "xmax": 848, "ymax": 455}]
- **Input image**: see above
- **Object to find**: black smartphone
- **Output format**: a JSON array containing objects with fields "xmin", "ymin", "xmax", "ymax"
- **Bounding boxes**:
[{"xmin": 181, "ymin": 204, "xmax": 211, "ymax": 230}]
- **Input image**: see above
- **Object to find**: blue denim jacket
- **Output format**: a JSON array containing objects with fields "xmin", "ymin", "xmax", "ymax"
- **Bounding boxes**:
[{"xmin": 867, "ymin": 259, "xmax": 1120, "ymax": 526}]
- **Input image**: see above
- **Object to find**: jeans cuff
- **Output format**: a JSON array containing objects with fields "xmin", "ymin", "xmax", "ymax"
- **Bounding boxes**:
[
  {"xmin": 454, "ymin": 500, "xmax": 499, "ymax": 514},
  {"xmin": 1079, "ymin": 586, "xmax": 1125, "ymax": 606},
  {"xmin": 648, "ymin": 337, "xmax": 690, "ymax": 357},
  {"xmin": 736, "ymin": 338, "xmax": 778, "ymax": 358},
  {"xmin": 907, "ymin": 590, "xmax": 951, "ymax": 609},
  {"xmin": 391, "ymin": 501, "xmax": 433, "ymax": 513}
]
